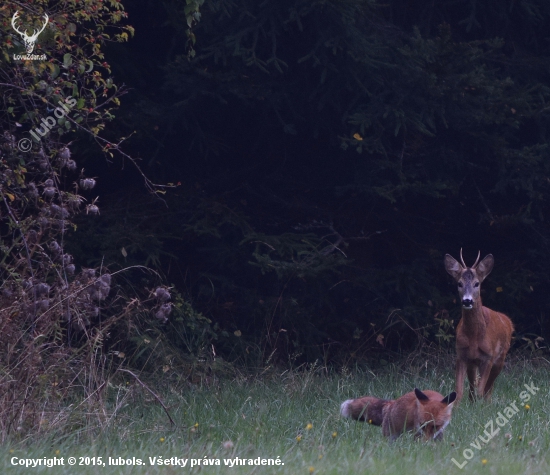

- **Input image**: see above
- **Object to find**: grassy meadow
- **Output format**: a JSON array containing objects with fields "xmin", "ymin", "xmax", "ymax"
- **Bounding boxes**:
[{"xmin": 3, "ymin": 356, "xmax": 549, "ymax": 474}]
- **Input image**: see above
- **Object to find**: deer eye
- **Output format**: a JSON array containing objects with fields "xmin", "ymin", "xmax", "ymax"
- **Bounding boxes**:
[
  {"xmin": 474, "ymin": 282, "xmax": 480, "ymax": 288},
  {"xmin": 457, "ymin": 282, "xmax": 463, "ymax": 288}
]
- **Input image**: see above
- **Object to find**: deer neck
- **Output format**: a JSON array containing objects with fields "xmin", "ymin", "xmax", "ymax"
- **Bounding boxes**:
[{"xmin": 461, "ymin": 300, "xmax": 486, "ymax": 335}]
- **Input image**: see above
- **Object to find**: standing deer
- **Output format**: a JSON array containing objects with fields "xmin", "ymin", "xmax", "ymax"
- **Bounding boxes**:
[{"xmin": 444, "ymin": 250, "xmax": 513, "ymax": 403}]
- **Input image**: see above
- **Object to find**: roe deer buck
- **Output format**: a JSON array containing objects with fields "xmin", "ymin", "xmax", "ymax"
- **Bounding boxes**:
[{"xmin": 445, "ymin": 250, "xmax": 513, "ymax": 403}]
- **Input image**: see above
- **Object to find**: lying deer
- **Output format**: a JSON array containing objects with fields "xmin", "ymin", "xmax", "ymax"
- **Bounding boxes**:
[{"xmin": 444, "ymin": 250, "xmax": 513, "ymax": 403}]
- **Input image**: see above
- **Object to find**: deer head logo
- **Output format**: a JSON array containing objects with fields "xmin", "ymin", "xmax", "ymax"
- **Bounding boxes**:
[{"xmin": 11, "ymin": 11, "xmax": 49, "ymax": 54}]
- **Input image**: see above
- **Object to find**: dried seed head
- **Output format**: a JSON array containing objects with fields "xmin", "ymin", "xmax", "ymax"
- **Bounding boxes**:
[
  {"xmin": 90, "ymin": 287, "xmax": 108, "ymax": 301},
  {"xmin": 43, "ymin": 186, "xmax": 55, "ymax": 199},
  {"xmin": 160, "ymin": 303, "xmax": 172, "ymax": 316},
  {"xmin": 91, "ymin": 274, "xmax": 110, "ymax": 294},
  {"xmin": 34, "ymin": 283, "xmax": 50, "ymax": 296},
  {"xmin": 38, "ymin": 299, "xmax": 50, "ymax": 311},
  {"xmin": 66, "ymin": 159, "xmax": 77, "ymax": 171},
  {"xmin": 80, "ymin": 178, "xmax": 96, "ymax": 190},
  {"xmin": 155, "ymin": 287, "xmax": 171, "ymax": 302},
  {"xmin": 59, "ymin": 147, "xmax": 71, "ymax": 161},
  {"xmin": 81, "ymin": 268, "xmax": 96, "ymax": 283},
  {"xmin": 54, "ymin": 220, "xmax": 68, "ymax": 232},
  {"xmin": 61, "ymin": 254, "xmax": 72, "ymax": 265},
  {"xmin": 99, "ymin": 287, "xmax": 110, "ymax": 299},
  {"xmin": 27, "ymin": 183, "xmax": 38, "ymax": 198},
  {"xmin": 155, "ymin": 308, "xmax": 168, "ymax": 322},
  {"xmin": 38, "ymin": 217, "xmax": 50, "ymax": 228},
  {"xmin": 86, "ymin": 204, "xmax": 99, "ymax": 215},
  {"xmin": 50, "ymin": 204, "xmax": 69, "ymax": 218},
  {"xmin": 67, "ymin": 194, "xmax": 84, "ymax": 210},
  {"xmin": 44, "ymin": 179, "xmax": 54, "ymax": 187},
  {"xmin": 65, "ymin": 264, "xmax": 75, "ymax": 275}
]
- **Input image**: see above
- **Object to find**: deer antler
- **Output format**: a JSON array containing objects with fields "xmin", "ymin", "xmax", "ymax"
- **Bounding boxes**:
[
  {"xmin": 471, "ymin": 250, "xmax": 481, "ymax": 269},
  {"xmin": 459, "ymin": 248, "xmax": 467, "ymax": 268},
  {"xmin": 459, "ymin": 248, "xmax": 481, "ymax": 268},
  {"xmin": 11, "ymin": 11, "xmax": 24, "ymax": 36},
  {"xmin": 34, "ymin": 13, "xmax": 49, "ymax": 38},
  {"xmin": 11, "ymin": 11, "xmax": 49, "ymax": 54}
]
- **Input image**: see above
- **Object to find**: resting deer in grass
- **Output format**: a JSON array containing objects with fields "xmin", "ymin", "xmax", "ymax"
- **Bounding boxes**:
[{"xmin": 444, "ymin": 250, "xmax": 513, "ymax": 403}]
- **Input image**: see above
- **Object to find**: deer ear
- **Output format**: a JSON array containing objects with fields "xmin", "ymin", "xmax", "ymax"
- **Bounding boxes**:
[
  {"xmin": 441, "ymin": 392, "xmax": 456, "ymax": 405},
  {"xmin": 476, "ymin": 254, "xmax": 494, "ymax": 281},
  {"xmin": 444, "ymin": 255, "xmax": 463, "ymax": 280},
  {"xmin": 414, "ymin": 388, "xmax": 429, "ymax": 401}
]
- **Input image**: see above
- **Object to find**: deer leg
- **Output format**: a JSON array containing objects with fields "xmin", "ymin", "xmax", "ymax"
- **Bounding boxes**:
[
  {"xmin": 477, "ymin": 359, "xmax": 494, "ymax": 399},
  {"xmin": 483, "ymin": 358, "xmax": 505, "ymax": 399},
  {"xmin": 467, "ymin": 364, "xmax": 477, "ymax": 401},
  {"xmin": 455, "ymin": 358, "xmax": 467, "ymax": 403}
]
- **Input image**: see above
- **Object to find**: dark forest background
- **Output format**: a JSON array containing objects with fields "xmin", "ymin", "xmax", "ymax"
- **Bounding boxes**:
[
  {"xmin": 5, "ymin": 0, "xmax": 550, "ymax": 370},
  {"xmin": 75, "ymin": 0, "xmax": 550, "ymax": 366}
]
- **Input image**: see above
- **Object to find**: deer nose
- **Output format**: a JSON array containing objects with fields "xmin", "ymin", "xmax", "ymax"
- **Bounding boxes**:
[{"xmin": 462, "ymin": 298, "xmax": 473, "ymax": 308}]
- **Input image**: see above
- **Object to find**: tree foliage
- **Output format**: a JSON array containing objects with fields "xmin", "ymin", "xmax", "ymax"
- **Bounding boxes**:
[
  {"xmin": 56, "ymin": 0, "xmax": 550, "ymax": 365},
  {"xmin": 0, "ymin": 0, "xmax": 178, "ymax": 439}
]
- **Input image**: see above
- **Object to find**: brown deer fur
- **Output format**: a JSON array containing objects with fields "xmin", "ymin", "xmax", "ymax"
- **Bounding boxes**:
[{"xmin": 445, "ymin": 250, "xmax": 514, "ymax": 403}]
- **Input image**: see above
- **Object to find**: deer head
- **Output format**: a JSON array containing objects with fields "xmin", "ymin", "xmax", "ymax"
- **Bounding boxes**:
[
  {"xmin": 11, "ymin": 11, "xmax": 49, "ymax": 54},
  {"xmin": 444, "ymin": 249, "xmax": 494, "ymax": 309}
]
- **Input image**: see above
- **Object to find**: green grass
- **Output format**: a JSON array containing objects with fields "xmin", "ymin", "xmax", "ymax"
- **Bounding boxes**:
[{"xmin": 3, "ymin": 357, "xmax": 549, "ymax": 474}]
